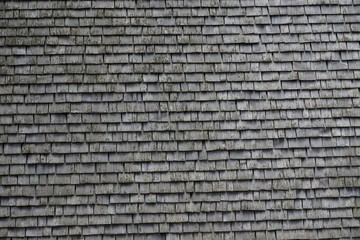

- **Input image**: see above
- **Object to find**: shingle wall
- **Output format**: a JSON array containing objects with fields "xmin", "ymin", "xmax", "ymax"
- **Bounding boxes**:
[{"xmin": 1, "ymin": 0, "xmax": 360, "ymax": 239}]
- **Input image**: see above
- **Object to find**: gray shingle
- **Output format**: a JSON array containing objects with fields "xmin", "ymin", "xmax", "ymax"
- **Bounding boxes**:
[{"xmin": 1, "ymin": 0, "xmax": 360, "ymax": 238}]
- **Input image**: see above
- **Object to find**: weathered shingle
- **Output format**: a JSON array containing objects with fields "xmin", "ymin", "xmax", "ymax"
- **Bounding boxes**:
[{"xmin": 0, "ymin": 0, "xmax": 360, "ymax": 239}]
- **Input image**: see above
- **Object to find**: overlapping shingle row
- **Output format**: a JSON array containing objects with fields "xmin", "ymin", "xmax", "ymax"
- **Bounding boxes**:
[{"xmin": 0, "ymin": 0, "xmax": 360, "ymax": 239}]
